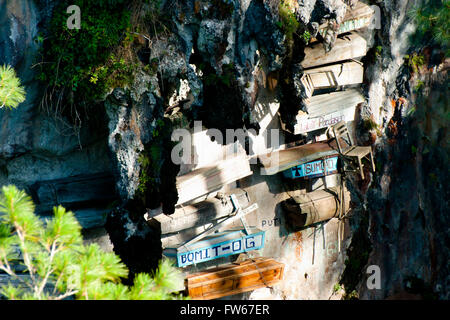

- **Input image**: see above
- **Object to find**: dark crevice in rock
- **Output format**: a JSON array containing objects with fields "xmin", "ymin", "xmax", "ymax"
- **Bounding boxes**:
[{"xmin": 105, "ymin": 207, "xmax": 162, "ymax": 284}]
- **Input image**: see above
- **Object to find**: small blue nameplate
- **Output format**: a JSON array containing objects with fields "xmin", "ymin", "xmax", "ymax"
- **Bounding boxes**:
[
  {"xmin": 165, "ymin": 229, "xmax": 265, "ymax": 268},
  {"xmin": 283, "ymin": 156, "xmax": 339, "ymax": 179}
]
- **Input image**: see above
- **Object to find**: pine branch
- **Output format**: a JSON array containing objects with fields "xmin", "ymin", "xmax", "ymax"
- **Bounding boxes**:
[
  {"xmin": 53, "ymin": 289, "xmax": 78, "ymax": 300},
  {"xmin": 36, "ymin": 241, "xmax": 57, "ymax": 298}
]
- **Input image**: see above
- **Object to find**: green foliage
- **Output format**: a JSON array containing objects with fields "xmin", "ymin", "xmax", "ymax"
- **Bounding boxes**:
[
  {"xmin": 375, "ymin": 45, "xmax": 383, "ymax": 58},
  {"xmin": 414, "ymin": 79, "xmax": 425, "ymax": 92},
  {"xmin": 203, "ymin": 63, "xmax": 236, "ymax": 88},
  {"xmin": 302, "ymin": 31, "xmax": 311, "ymax": 44},
  {"xmin": 278, "ymin": 1, "xmax": 299, "ymax": 41},
  {"xmin": 0, "ymin": 65, "xmax": 26, "ymax": 109},
  {"xmin": 362, "ymin": 117, "xmax": 382, "ymax": 136},
  {"xmin": 0, "ymin": 185, "xmax": 185, "ymax": 300},
  {"xmin": 333, "ymin": 283, "xmax": 343, "ymax": 293},
  {"xmin": 136, "ymin": 118, "xmax": 167, "ymax": 195},
  {"xmin": 404, "ymin": 53, "xmax": 425, "ymax": 73},
  {"xmin": 37, "ymin": 0, "xmax": 133, "ymax": 108},
  {"xmin": 409, "ymin": 0, "xmax": 450, "ymax": 56}
]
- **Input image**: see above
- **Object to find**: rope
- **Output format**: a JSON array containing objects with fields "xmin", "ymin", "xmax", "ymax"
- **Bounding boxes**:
[{"xmin": 239, "ymin": 253, "xmax": 274, "ymax": 291}]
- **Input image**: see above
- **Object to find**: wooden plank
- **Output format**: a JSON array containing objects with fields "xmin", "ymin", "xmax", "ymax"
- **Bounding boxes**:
[
  {"xmin": 148, "ymin": 189, "xmax": 251, "ymax": 234},
  {"xmin": 186, "ymin": 258, "xmax": 284, "ymax": 300},
  {"xmin": 281, "ymin": 186, "xmax": 350, "ymax": 229},
  {"xmin": 294, "ymin": 89, "xmax": 365, "ymax": 135},
  {"xmin": 164, "ymin": 228, "xmax": 265, "ymax": 267},
  {"xmin": 302, "ymin": 32, "xmax": 367, "ymax": 69},
  {"xmin": 176, "ymin": 154, "xmax": 252, "ymax": 205},
  {"xmin": 258, "ymin": 139, "xmax": 340, "ymax": 175},
  {"xmin": 302, "ymin": 61, "xmax": 364, "ymax": 97}
]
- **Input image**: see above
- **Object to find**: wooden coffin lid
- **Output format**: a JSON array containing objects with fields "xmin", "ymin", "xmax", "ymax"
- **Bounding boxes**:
[{"xmin": 186, "ymin": 258, "xmax": 284, "ymax": 300}]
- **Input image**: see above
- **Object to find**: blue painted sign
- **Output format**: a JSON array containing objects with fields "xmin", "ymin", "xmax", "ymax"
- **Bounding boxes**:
[
  {"xmin": 164, "ymin": 229, "xmax": 265, "ymax": 267},
  {"xmin": 283, "ymin": 156, "xmax": 339, "ymax": 179}
]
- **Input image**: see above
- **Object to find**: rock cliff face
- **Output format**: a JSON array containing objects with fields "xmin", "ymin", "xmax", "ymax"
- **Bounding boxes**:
[
  {"xmin": 0, "ymin": 0, "xmax": 448, "ymax": 299},
  {"xmin": 342, "ymin": 0, "xmax": 449, "ymax": 300}
]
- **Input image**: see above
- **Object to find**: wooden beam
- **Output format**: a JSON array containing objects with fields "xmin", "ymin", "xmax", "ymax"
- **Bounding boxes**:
[
  {"xmin": 176, "ymin": 154, "xmax": 253, "ymax": 205},
  {"xmin": 302, "ymin": 32, "xmax": 367, "ymax": 69},
  {"xmin": 185, "ymin": 258, "xmax": 284, "ymax": 300}
]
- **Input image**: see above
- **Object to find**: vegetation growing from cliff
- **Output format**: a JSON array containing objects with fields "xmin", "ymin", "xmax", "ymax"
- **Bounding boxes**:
[
  {"xmin": 0, "ymin": 65, "xmax": 26, "ymax": 110},
  {"xmin": 129, "ymin": 117, "xmax": 179, "ymax": 217},
  {"xmin": 410, "ymin": 0, "xmax": 449, "ymax": 56},
  {"xmin": 37, "ymin": 1, "xmax": 131, "ymax": 105},
  {"xmin": 37, "ymin": 0, "xmax": 167, "ymax": 131},
  {"xmin": 0, "ymin": 185, "xmax": 185, "ymax": 300},
  {"xmin": 277, "ymin": 0, "xmax": 300, "ymax": 41}
]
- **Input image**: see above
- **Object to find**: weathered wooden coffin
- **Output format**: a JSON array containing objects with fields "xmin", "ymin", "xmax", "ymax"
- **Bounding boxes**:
[
  {"xmin": 316, "ymin": 2, "xmax": 375, "ymax": 38},
  {"xmin": 176, "ymin": 154, "xmax": 252, "ymax": 205},
  {"xmin": 164, "ymin": 228, "xmax": 265, "ymax": 268},
  {"xmin": 294, "ymin": 88, "xmax": 365, "ymax": 135},
  {"xmin": 28, "ymin": 173, "xmax": 117, "ymax": 229},
  {"xmin": 258, "ymin": 139, "xmax": 340, "ymax": 176},
  {"xmin": 281, "ymin": 186, "xmax": 350, "ymax": 229},
  {"xmin": 301, "ymin": 61, "xmax": 364, "ymax": 98},
  {"xmin": 302, "ymin": 32, "xmax": 367, "ymax": 69},
  {"xmin": 148, "ymin": 189, "xmax": 251, "ymax": 235},
  {"xmin": 283, "ymin": 155, "xmax": 339, "ymax": 179},
  {"xmin": 185, "ymin": 258, "xmax": 284, "ymax": 300}
]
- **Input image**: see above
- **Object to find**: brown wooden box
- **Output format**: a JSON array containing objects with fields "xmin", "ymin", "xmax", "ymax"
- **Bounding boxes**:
[{"xmin": 185, "ymin": 258, "xmax": 284, "ymax": 300}]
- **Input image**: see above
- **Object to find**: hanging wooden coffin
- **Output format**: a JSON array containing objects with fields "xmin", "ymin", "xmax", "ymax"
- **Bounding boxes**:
[
  {"xmin": 258, "ymin": 140, "xmax": 340, "ymax": 175},
  {"xmin": 148, "ymin": 189, "xmax": 251, "ymax": 235},
  {"xmin": 176, "ymin": 154, "xmax": 252, "ymax": 205},
  {"xmin": 164, "ymin": 228, "xmax": 265, "ymax": 268},
  {"xmin": 281, "ymin": 186, "xmax": 351, "ymax": 229},
  {"xmin": 302, "ymin": 32, "xmax": 367, "ymax": 69},
  {"xmin": 294, "ymin": 88, "xmax": 365, "ymax": 135},
  {"xmin": 186, "ymin": 258, "xmax": 284, "ymax": 300},
  {"xmin": 283, "ymin": 155, "xmax": 339, "ymax": 179},
  {"xmin": 301, "ymin": 61, "xmax": 364, "ymax": 98},
  {"xmin": 316, "ymin": 2, "xmax": 375, "ymax": 39}
]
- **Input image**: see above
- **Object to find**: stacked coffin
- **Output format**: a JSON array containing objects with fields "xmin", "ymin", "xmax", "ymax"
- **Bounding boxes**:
[
  {"xmin": 288, "ymin": 2, "xmax": 375, "ymax": 136},
  {"xmin": 301, "ymin": 61, "xmax": 364, "ymax": 99},
  {"xmin": 314, "ymin": 2, "xmax": 376, "ymax": 41},
  {"xmin": 146, "ymin": 129, "xmax": 280, "ymax": 298},
  {"xmin": 294, "ymin": 88, "xmax": 365, "ymax": 135}
]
